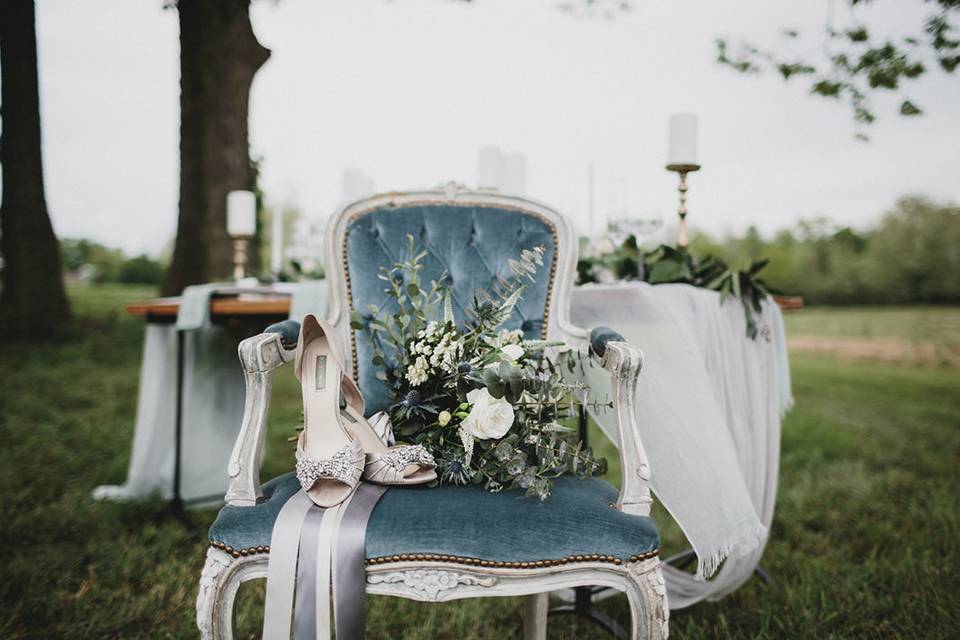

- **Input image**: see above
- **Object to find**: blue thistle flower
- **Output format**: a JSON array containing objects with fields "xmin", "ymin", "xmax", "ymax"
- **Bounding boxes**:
[
  {"xmin": 401, "ymin": 390, "xmax": 422, "ymax": 409},
  {"xmin": 441, "ymin": 459, "xmax": 470, "ymax": 485}
]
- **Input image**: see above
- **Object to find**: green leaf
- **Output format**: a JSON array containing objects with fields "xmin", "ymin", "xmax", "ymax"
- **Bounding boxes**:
[
  {"xmin": 777, "ymin": 62, "xmax": 815, "ymax": 80},
  {"xmin": 647, "ymin": 256, "xmax": 691, "ymax": 284},
  {"xmin": 443, "ymin": 291, "xmax": 455, "ymax": 323},
  {"xmin": 484, "ymin": 370, "xmax": 505, "ymax": 399},
  {"xmin": 748, "ymin": 258, "xmax": 769, "ymax": 275},
  {"xmin": 940, "ymin": 54, "xmax": 960, "ymax": 73},
  {"xmin": 811, "ymin": 80, "xmax": 843, "ymax": 98},
  {"xmin": 705, "ymin": 271, "xmax": 730, "ymax": 290},
  {"xmin": 502, "ymin": 364, "xmax": 525, "ymax": 397},
  {"xmin": 407, "ymin": 283, "xmax": 420, "ymax": 297},
  {"xmin": 846, "ymin": 26, "xmax": 868, "ymax": 42},
  {"xmin": 899, "ymin": 100, "xmax": 922, "ymax": 116},
  {"xmin": 492, "ymin": 288, "xmax": 524, "ymax": 328}
]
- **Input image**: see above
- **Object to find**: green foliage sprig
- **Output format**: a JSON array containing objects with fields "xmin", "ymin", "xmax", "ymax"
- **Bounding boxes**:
[
  {"xmin": 715, "ymin": 0, "xmax": 960, "ymax": 139},
  {"xmin": 578, "ymin": 241, "xmax": 776, "ymax": 339}
]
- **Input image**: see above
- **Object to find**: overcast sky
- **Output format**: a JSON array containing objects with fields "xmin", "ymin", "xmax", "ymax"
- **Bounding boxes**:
[{"xmin": 23, "ymin": 0, "xmax": 960, "ymax": 256}]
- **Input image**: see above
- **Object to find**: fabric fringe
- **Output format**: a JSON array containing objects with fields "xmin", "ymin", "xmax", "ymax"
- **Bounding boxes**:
[{"xmin": 694, "ymin": 523, "xmax": 769, "ymax": 581}]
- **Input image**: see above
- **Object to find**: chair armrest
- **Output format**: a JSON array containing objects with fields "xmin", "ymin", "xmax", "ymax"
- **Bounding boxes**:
[
  {"xmin": 263, "ymin": 319, "xmax": 301, "ymax": 350},
  {"xmin": 589, "ymin": 337, "xmax": 653, "ymax": 517},
  {"xmin": 223, "ymin": 323, "xmax": 299, "ymax": 507},
  {"xmin": 589, "ymin": 326, "xmax": 625, "ymax": 358}
]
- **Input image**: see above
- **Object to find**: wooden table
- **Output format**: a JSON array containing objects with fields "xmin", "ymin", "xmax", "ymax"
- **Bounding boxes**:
[{"xmin": 126, "ymin": 295, "xmax": 292, "ymax": 319}]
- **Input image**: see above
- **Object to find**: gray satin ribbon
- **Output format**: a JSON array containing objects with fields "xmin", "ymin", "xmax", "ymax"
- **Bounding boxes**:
[
  {"xmin": 292, "ymin": 507, "xmax": 327, "ymax": 639},
  {"xmin": 333, "ymin": 483, "xmax": 389, "ymax": 640},
  {"xmin": 294, "ymin": 490, "xmax": 357, "ymax": 640},
  {"xmin": 263, "ymin": 483, "xmax": 388, "ymax": 640},
  {"xmin": 262, "ymin": 490, "xmax": 316, "ymax": 639}
]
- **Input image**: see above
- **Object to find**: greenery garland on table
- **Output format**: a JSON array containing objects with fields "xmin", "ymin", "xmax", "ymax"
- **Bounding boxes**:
[{"xmin": 577, "ymin": 236, "xmax": 777, "ymax": 339}]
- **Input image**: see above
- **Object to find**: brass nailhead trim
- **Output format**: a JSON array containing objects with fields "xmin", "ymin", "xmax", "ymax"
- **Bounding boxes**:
[
  {"xmin": 209, "ymin": 542, "xmax": 660, "ymax": 565},
  {"xmin": 209, "ymin": 540, "xmax": 271, "ymax": 559},
  {"xmin": 359, "ymin": 549, "xmax": 660, "ymax": 567}
]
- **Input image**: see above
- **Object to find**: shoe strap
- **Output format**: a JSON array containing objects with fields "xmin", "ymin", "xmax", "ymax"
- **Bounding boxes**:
[{"xmin": 294, "ymin": 313, "xmax": 365, "ymax": 416}]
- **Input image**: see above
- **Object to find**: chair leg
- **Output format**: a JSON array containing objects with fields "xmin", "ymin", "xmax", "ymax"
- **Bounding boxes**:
[
  {"xmin": 197, "ymin": 549, "xmax": 227, "ymax": 640},
  {"xmin": 624, "ymin": 563, "xmax": 669, "ymax": 640},
  {"xmin": 523, "ymin": 592, "xmax": 549, "ymax": 640},
  {"xmin": 196, "ymin": 548, "xmax": 239, "ymax": 640}
]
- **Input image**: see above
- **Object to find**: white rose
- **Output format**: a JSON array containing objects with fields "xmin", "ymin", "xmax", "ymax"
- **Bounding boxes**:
[
  {"xmin": 500, "ymin": 343, "xmax": 525, "ymax": 362},
  {"xmin": 463, "ymin": 388, "xmax": 515, "ymax": 440}
]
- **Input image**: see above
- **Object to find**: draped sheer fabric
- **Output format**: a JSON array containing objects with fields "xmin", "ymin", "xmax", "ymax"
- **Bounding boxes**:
[
  {"xmin": 92, "ymin": 282, "xmax": 328, "ymax": 504},
  {"xmin": 570, "ymin": 283, "xmax": 791, "ymax": 608}
]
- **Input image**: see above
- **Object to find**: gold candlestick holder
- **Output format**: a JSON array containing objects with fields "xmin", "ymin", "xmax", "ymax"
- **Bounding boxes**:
[
  {"xmin": 232, "ymin": 236, "xmax": 251, "ymax": 281},
  {"xmin": 666, "ymin": 163, "xmax": 701, "ymax": 249}
]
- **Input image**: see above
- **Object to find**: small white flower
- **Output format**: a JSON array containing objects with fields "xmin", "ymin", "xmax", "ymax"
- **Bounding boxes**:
[
  {"xmin": 458, "ymin": 425, "xmax": 475, "ymax": 468},
  {"xmin": 438, "ymin": 410, "xmax": 452, "ymax": 426},
  {"xmin": 405, "ymin": 355, "xmax": 430, "ymax": 387},
  {"xmin": 501, "ymin": 343, "xmax": 525, "ymax": 362},
  {"xmin": 463, "ymin": 388, "xmax": 515, "ymax": 440},
  {"xmin": 498, "ymin": 328, "xmax": 523, "ymax": 345}
]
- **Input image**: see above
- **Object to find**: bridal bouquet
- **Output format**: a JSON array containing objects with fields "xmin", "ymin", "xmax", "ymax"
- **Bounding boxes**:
[{"xmin": 353, "ymin": 237, "xmax": 606, "ymax": 500}]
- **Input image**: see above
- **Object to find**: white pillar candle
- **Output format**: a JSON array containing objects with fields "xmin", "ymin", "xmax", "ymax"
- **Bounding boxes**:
[
  {"xmin": 477, "ymin": 145, "xmax": 501, "ymax": 189},
  {"xmin": 227, "ymin": 190, "xmax": 257, "ymax": 237},
  {"xmin": 667, "ymin": 113, "xmax": 698, "ymax": 167},
  {"xmin": 501, "ymin": 152, "xmax": 527, "ymax": 195}
]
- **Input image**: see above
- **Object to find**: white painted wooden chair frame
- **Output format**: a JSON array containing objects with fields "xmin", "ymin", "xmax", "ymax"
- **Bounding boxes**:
[{"xmin": 196, "ymin": 186, "xmax": 668, "ymax": 639}]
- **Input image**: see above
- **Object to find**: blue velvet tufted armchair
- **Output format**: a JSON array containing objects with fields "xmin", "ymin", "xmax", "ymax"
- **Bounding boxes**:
[{"xmin": 196, "ymin": 186, "xmax": 668, "ymax": 639}]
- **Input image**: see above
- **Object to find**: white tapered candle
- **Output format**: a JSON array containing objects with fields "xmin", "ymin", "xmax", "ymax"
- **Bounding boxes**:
[
  {"xmin": 227, "ymin": 190, "xmax": 257, "ymax": 237},
  {"xmin": 667, "ymin": 114, "xmax": 698, "ymax": 167}
]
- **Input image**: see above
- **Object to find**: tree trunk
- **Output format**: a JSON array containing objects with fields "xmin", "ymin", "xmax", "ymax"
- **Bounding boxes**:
[
  {"xmin": 0, "ymin": 0, "xmax": 71, "ymax": 335},
  {"xmin": 162, "ymin": 0, "xmax": 270, "ymax": 295}
]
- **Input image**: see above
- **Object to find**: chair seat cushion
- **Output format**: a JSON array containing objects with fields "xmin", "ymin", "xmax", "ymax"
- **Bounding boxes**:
[{"xmin": 209, "ymin": 473, "xmax": 659, "ymax": 565}]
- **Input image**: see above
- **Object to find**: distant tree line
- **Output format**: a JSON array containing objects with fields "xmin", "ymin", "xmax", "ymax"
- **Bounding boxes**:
[
  {"xmin": 53, "ymin": 196, "xmax": 959, "ymax": 304},
  {"xmin": 59, "ymin": 239, "xmax": 164, "ymax": 285},
  {"xmin": 689, "ymin": 196, "xmax": 960, "ymax": 305}
]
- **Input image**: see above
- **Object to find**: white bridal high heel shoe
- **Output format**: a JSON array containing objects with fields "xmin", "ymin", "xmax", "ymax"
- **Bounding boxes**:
[
  {"xmin": 293, "ymin": 315, "xmax": 436, "ymax": 507},
  {"xmin": 294, "ymin": 315, "xmax": 365, "ymax": 507}
]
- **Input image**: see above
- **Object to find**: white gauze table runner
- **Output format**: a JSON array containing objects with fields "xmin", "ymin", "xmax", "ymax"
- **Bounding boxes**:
[
  {"xmin": 93, "ymin": 281, "xmax": 328, "ymax": 503},
  {"xmin": 569, "ymin": 282, "xmax": 792, "ymax": 608}
]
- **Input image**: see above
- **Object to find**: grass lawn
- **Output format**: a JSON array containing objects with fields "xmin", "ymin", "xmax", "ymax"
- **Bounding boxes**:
[
  {"xmin": 1, "ymin": 285, "xmax": 958, "ymax": 638},
  {"xmin": 782, "ymin": 305, "xmax": 960, "ymax": 342},
  {"xmin": 784, "ymin": 305, "xmax": 960, "ymax": 366}
]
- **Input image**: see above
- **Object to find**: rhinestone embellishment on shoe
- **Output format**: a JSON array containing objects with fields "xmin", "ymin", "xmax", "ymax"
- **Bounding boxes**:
[
  {"xmin": 378, "ymin": 445, "xmax": 436, "ymax": 472},
  {"xmin": 296, "ymin": 442, "xmax": 364, "ymax": 491}
]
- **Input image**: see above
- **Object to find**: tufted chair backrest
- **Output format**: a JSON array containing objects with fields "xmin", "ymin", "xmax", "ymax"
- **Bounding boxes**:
[{"xmin": 324, "ymin": 188, "xmax": 581, "ymax": 416}]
